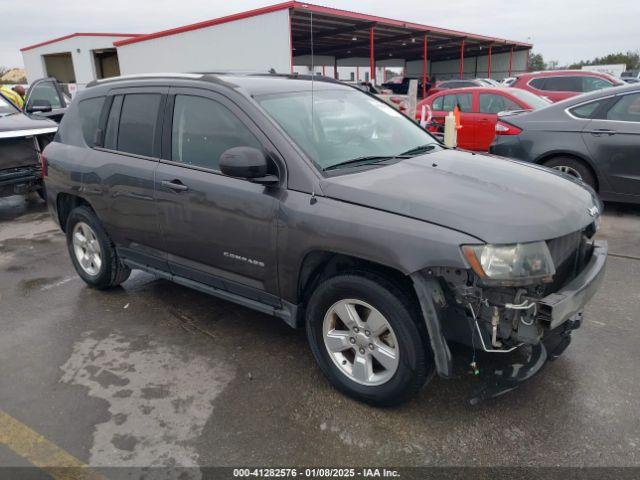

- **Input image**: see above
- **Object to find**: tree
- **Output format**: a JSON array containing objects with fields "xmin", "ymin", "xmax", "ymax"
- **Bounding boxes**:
[
  {"xmin": 567, "ymin": 50, "xmax": 640, "ymax": 70},
  {"xmin": 528, "ymin": 52, "xmax": 546, "ymax": 72}
]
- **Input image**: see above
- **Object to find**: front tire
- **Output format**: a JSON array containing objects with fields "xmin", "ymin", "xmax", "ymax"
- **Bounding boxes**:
[
  {"xmin": 66, "ymin": 206, "xmax": 131, "ymax": 289},
  {"xmin": 305, "ymin": 272, "xmax": 432, "ymax": 406}
]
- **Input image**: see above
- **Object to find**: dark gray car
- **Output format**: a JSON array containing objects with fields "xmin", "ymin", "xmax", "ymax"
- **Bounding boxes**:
[
  {"xmin": 43, "ymin": 73, "xmax": 606, "ymax": 406},
  {"xmin": 490, "ymin": 83, "xmax": 640, "ymax": 204}
]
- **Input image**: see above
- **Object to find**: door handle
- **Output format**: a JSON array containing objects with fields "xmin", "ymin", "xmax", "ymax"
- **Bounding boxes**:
[
  {"xmin": 588, "ymin": 129, "xmax": 616, "ymax": 136},
  {"xmin": 161, "ymin": 179, "xmax": 189, "ymax": 192}
]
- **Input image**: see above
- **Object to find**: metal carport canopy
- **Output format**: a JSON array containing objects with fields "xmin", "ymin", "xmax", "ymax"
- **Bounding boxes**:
[{"xmin": 288, "ymin": 3, "xmax": 531, "ymax": 89}]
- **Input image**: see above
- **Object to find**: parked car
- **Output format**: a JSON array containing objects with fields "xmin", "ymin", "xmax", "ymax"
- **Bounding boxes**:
[
  {"xmin": 510, "ymin": 70, "xmax": 624, "ymax": 103},
  {"xmin": 490, "ymin": 83, "xmax": 640, "ymax": 204},
  {"xmin": 428, "ymin": 78, "xmax": 495, "ymax": 97},
  {"xmin": 502, "ymin": 77, "xmax": 517, "ymax": 87},
  {"xmin": 23, "ymin": 77, "xmax": 70, "ymax": 123},
  {"xmin": 621, "ymin": 69, "xmax": 640, "ymax": 81},
  {"xmin": 415, "ymin": 87, "xmax": 550, "ymax": 151},
  {"xmin": 621, "ymin": 77, "xmax": 639, "ymax": 84},
  {"xmin": 0, "ymin": 92, "xmax": 57, "ymax": 199},
  {"xmin": 43, "ymin": 73, "xmax": 606, "ymax": 406},
  {"xmin": 380, "ymin": 76, "xmax": 426, "ymax": 96}
]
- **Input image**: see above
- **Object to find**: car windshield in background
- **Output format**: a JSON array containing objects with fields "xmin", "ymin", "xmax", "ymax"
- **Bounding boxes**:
[
  {"xmin": 508, "ymin": 88, "xmax": 551, "ymax": 110},
  {"xmin": 0, "ymin": 94, "xmax": 18, "ymax": 116},
  {"xmin": 257, "ymin": 89, "xmax": 440, "ymax": 172}
]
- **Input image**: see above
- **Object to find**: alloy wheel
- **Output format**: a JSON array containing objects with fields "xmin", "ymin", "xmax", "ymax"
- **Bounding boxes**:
[
  {"xmin": 322, "ymin": 299, "xmax": 399, "ymax": 386},
  {"xmin": 72, "ymin": 222, "xmax": 103, "ymax": 276},
  {"xmin": 552, "ymin": 165, "xmax": 582, "ymax": 180}
]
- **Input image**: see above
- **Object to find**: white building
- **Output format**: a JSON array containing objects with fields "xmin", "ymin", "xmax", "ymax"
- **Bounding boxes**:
[
  {"xmin": 22, "ymin": 2, "xmax": 531, "ymax": 92},
  {"xmin": 21, "ymin": 33, "xmax": 140, "ymax": 86}
]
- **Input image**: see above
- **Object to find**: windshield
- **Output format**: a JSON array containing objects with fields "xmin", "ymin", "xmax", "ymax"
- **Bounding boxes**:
[
  {"xmin": 0, "ymin": 93, "xmax": 18, "ymax": 116},
  {"xmin": 257, "ymin": 89, "xmax": 439, "ymax": 171},
  {"xmin": 508, "ymin": 88, "xmax": 551, "ymax": 110}
]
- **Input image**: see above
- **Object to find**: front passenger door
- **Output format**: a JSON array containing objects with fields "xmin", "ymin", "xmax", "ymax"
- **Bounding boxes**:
[{"xmin": 155, "ymin": 89, "xmax": 281, "ymax": 303}]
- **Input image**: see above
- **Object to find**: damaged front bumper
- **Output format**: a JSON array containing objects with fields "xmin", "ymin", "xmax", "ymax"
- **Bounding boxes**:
[
  {"xmin": 538, "ymin": 240, "xmax": 607, "ymax": 329},
  {"xmin": 412, "ymin": 240, "xmax": 607, "ymax": 403}
]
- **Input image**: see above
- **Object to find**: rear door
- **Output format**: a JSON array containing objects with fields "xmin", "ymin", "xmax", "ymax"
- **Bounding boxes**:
[
  {"xmin": 154, "ymin": 87, "xmax": 281, "ymax": 302},
  {"xmin": 24, "ymin": 78, "xmax": 69, "ymax": 122},
  {"xmin": 84, "ymin": 88, "xmax": 168, "ymax": 270},
  {"xmin": 581, "ymin": 92, "xmax": 640, "ymax": 197}
]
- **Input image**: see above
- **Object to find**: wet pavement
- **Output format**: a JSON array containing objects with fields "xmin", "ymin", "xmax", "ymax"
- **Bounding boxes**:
[{"xmin": 0, "ymin": 193, "xmax": 639, "ymax": 473}]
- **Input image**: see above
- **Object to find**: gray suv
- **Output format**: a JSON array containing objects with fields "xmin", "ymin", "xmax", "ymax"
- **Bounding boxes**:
[{"xmin": 43, "ymin": 73, "xmax": 607, "ymax": 406}]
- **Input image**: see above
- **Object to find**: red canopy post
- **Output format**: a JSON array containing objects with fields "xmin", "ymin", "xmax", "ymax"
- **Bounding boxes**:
[
  {"xmin": 459, "ymin": 40, "xmax": 465, "ymax": 78},
  {"xmin": 422, "ymin": 34, "xmax": 428, "ymax": 98},
  {"xmin": 487, "ymin": 44, "xmax": 492, "ymax": 78},
  {"xmin": 369, "ymin": 25, "xmax": 375, "ymax": 83},
  {"xmin": 508, "ymin": 46, "xmax": 513, "ymax": 76}
]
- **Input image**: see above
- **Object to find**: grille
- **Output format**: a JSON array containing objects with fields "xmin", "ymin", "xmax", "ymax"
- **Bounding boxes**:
[{"xmin": 546, "ymin": 230, "xmax": 587, "ymax": 291}]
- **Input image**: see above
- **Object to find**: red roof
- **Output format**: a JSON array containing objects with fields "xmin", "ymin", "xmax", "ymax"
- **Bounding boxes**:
[
  {"xmin": 21, "ymin": 33, "xmax": 142, "ymax": 52},
  {"xmin": 113, "ymin": 1, "xmax": 532, "ymax": 48}
]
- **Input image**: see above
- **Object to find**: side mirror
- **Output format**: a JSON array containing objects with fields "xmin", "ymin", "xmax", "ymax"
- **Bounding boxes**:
[
  {"xmin": 219, "ymin": 147, "xmax": 279, "ymax": 186},
  {"xmin": 26, "ymin": 99, "xmax": 53, "ymax": 114}
]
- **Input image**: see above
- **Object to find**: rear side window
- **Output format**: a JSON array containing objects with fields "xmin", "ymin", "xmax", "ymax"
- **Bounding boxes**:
[
  {"xmin": 171, "ymin": 95, "xmax": 261, "ymax": 170},
  {"xmin": 532, "ymin": 76, "xmax": 582, "ymax": 92},
  {"xmin": 569, "ymin": 100, "xmax": 604, "ymax": 119},
  {"xmin": 441, "ymin": 93, "xmax": 472, "ymax": 112},
  {"xmin": 116, "ymin": 94, "xmax": 162, "ymax": 157},
  {"xmin": 606, "ymin": 93, "xmax": 640, "ymax": 122},
  {"xmin": 77, "ymin": 96, "xmax": 105, "ymax": 147},
  {"xmin": 582, "ymin": 76, "xmax": 613, "ymax": 92},
  {"xmin": 479, "ymin": 94, "xmax": 521, "ymax": 114}
]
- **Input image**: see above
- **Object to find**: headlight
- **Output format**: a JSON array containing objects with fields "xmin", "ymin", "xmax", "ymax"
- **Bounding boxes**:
[{"xmin": 461, "ymin": 241, "xmax": 555, "ymax": 283}]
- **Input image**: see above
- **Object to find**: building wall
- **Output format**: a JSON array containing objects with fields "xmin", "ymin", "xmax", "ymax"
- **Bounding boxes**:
[
  {"xmin": 117, "ymin": 10, "xmax": 291, "ymax": 75},
  {"xmin": 22, "ymin": 36, "xmax": 134, "ymax": 85},
  {"xmin": 406, "ymin": 50, "xmax": 528, "ymax": 81}
]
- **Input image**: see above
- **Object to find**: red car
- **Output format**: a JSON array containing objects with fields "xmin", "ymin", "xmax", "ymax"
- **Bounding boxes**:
[
  {"xmin": 415, "ymin": 87, "xmax": 550, "ymax": 151},
  {"xmin": 510, "ymin": 70, "xmax": 624, "ymax": 103}
]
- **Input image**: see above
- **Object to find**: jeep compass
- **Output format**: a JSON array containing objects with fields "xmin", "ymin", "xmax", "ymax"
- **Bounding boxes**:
[{"xmin": 42, "ymin": 73, "xmax": 606, "ymax": 406}]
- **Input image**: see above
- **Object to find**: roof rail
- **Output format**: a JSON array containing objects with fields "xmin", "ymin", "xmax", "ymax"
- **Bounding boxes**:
[{"xmin": 86, "ymin": 72, "xmax": 204, "ymax": 88}]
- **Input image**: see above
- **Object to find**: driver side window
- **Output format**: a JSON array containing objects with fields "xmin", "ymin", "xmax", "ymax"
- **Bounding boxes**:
[{"xmin": 171, "ymin": 95, "xmax": 261, "ymax": 171}]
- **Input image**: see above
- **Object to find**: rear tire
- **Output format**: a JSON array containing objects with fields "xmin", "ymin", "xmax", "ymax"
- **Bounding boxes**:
[
  {"xmin": 305, "ymin": 272, "xmax": 433, "ymax": 406},
  {"xmin": 66, "ymin": 206, "xmax": 131, "ymax": 289},
  {"xmin": 543, "ymin": 156, "xmax": 596, "ymax": 190}
]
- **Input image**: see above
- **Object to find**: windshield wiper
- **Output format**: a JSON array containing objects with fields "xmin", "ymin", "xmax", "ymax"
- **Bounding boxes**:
[
  {"xmin": 399, "ymin": 144, "xmax": 438, "ymax": 156},
  {"xmin": 324, "ymin": 155, "xmax": 409, "ymax": 171}
]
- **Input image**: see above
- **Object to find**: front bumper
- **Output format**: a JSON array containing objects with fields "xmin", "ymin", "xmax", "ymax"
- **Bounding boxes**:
[{"xmin": 538, "ymin": 240, "xmax": 607, "ymax": 329}]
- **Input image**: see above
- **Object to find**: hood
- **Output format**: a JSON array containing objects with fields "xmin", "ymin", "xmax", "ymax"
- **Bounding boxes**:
[
  {"xmin": 320, "ymin": 149, "xmax": 599, "ymax": 244},
  {"xmin": 0, "ymin": 112, "xmax": 57, "ymax": 138}
]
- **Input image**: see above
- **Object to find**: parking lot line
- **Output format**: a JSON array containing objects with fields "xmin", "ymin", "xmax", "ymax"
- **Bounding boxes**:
[{"xmin": 0, "ymin": 410, "xmax": 105, "ymax": 480}]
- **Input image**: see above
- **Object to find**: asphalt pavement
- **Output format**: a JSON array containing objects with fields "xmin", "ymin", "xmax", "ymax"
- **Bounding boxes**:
[{"xmin": 0, "ymin": 193, "xmax": 639, "ymax": 477}]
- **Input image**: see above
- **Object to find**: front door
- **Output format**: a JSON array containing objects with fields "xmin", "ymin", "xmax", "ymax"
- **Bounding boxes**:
[
  {"xmin": 155, "ymin": 88, "xmax": 281, "ymax": 303},
  {"xmin": 582, "ymin": 92, "xmax": 640, "ymax": 197},
  {"xmin": 24, "ymin": 78, "xmax": 68, "ymax": 122}
]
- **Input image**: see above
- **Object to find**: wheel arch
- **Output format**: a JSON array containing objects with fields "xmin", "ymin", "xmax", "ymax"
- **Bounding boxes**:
[
  {"xmin": 297, "ymin": 250, "xmax": 416, "ymax": 309},
  {"xmin": 534, "ymin": 151, "xmax": 601, "ymax": 192},
  {"xmin": 56, "ymin": 193, "xmax": 95, "ymax": 232}
]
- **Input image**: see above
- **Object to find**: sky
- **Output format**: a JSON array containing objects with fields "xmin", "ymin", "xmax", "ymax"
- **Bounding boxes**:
[{"xmin": 1, "ymin": 0, "xmax": 638, "ymax": 69}]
